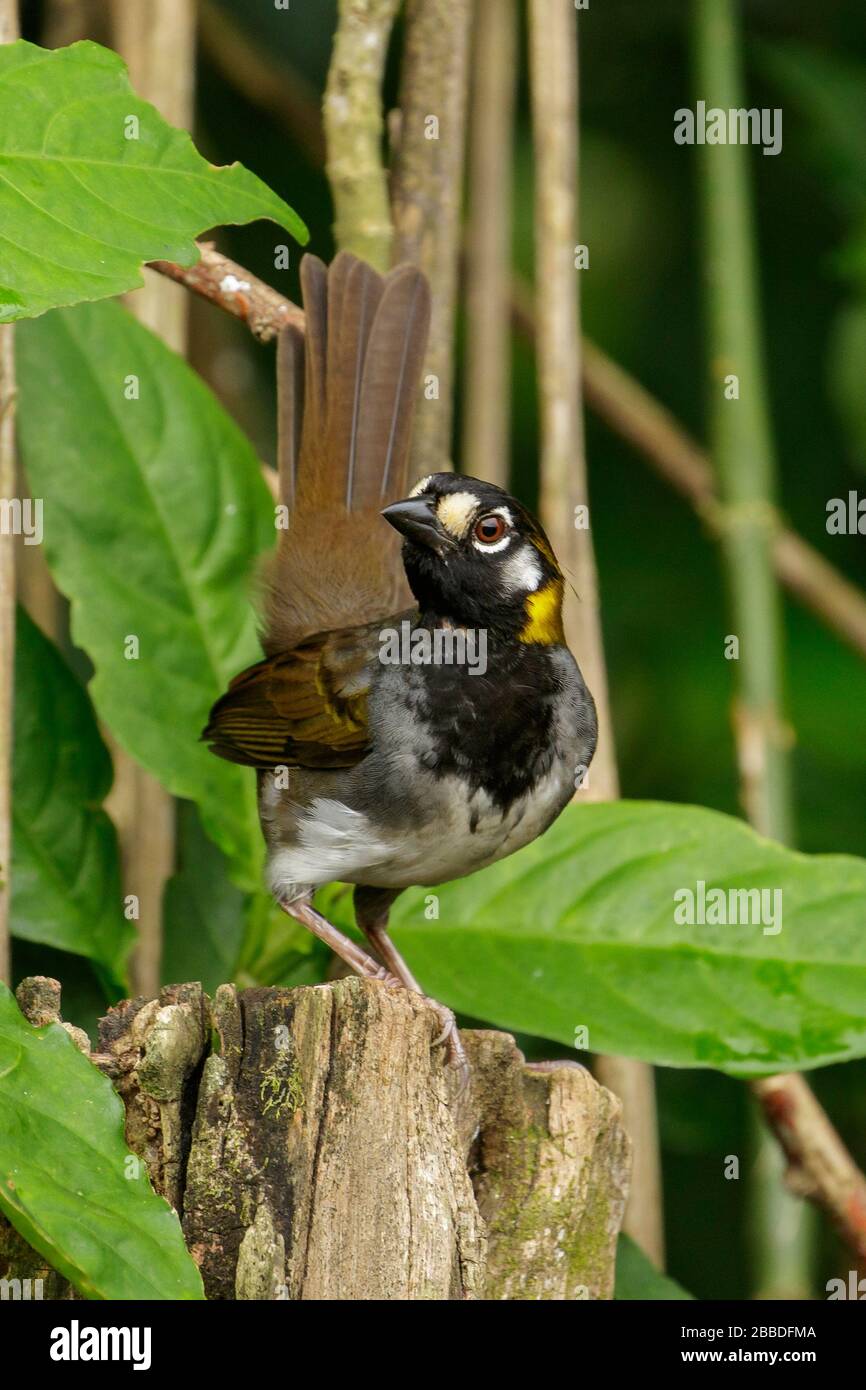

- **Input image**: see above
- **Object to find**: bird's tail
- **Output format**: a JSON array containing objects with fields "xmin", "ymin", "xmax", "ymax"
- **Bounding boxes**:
[{"xmin": 263, "ymin": 252, "xmax": 431, "ymax": 653}]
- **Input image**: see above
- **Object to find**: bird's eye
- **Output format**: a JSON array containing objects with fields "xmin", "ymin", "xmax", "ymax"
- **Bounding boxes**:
[{"xmin": 473, "ymin": 514, "xmax": 508, "ymax": 545}]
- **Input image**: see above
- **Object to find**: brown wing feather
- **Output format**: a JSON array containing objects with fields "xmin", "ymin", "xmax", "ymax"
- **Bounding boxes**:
[
  {"xmin": 275, "ymin": 323, "xmax": 304, "ymax": 510},
  {"xmin": 203, "ymin": 616, "xmax": 403, "ymax": 770}
]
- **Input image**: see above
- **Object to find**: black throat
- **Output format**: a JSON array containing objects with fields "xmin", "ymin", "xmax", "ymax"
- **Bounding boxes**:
[{"xmin": 406, "ymin": 628, "xmax": 563, "ymax": 812}]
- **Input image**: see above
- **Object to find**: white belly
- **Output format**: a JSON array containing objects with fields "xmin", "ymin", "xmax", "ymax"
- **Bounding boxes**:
[{"xmin": 265, "ymin": 763, "xmax": 571, "ymax": 902}]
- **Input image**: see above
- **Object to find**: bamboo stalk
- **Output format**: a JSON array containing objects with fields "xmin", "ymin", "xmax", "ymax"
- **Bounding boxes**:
[
  {"xmin": 323, "ymin": 0, "xmax": 400, "ymax": 272},
  {"xmin": 462, "ymin": 0, "xmax": 516, "ymax": 488},
  {"xmin": 391, "ymin": 0, "xmax": 472, "ymax": 474},
  {"xmin": 694, "ymin": 0, "xmax": 815, "ymax": 1299},
  {"xmin": 0, "ymin": 0, "xmax": 19, "ymax": 986},
  {"xmin": 107, "ymin": 0, "xmax": 197, "ymax": 999},
  {"xmin": 527, "ymin": 0, "xmax": 664, "ymax": 1267}
]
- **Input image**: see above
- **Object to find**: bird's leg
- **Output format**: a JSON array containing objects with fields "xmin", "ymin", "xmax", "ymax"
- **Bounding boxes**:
[
  {"xmin": 354, "ymin": 886, "xmax": 469, "ymax": 1090},
  {"xmin": 279, "ymin": 896, "xmax": 400, "ymax": 986}
]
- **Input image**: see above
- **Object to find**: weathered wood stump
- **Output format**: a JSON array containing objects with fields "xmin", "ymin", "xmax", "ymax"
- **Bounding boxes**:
[{"xmin": 4, "ymin": 975, "xmax": 631, "ymax": 1300}]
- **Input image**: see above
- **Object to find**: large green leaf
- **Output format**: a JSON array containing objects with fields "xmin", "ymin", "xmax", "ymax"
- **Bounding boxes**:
[
  {"xmin": 615, "ymin": 1236, "xmax": 693, "ymax": 1300},
  {"xmin": 0, "ymin": 39, "xmax": 307, "ymax": 322},
  {"xmin": 17, "ymin": 300, "xmax": 273, "ymax": 889},
  {"xmin": 368, "ymin": 801, "xmax": 866, "ymax": 1076},
  {"xmin": 11, "ymin": 607, "xmax": 132, "ymax": 985},
  {"xmin": 0, "ymin": 984, "xmax": 204, "ymax": 1299}
]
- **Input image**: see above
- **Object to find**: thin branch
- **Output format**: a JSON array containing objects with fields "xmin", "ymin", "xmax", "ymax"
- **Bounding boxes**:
[
  {"xmin": 323, "ymin": 0, "xmax": 400, "ymax": 271},
  {"xmin": 462, "ymin": 0, "xmax": 516, "ymax": 488},
  {"xmin": 149, "ymin": 245, "xmax": 305, "ymax": 342},
  {"xmin": 527, "ymin": 0, "xmax": 664, "ymax": 1268},
  {"xmin": 753, "ymin": 1073, "xmax": 866, "ymax": 1263},
  {"xmin": 0, "ymin": 0, "xmax": 19, "ymax": 987},
  {"xmin": 391, "ymin": 0, "xmax": 472, "ymax": 474}
]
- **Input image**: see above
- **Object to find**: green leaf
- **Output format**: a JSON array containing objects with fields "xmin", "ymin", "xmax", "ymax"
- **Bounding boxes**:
[
  {"xmin": 0, "ymin": 983, "xmax": 204, "ymax": 1299},
  {"xmin": 11, "ymin": 607, "xmax": 132, "ymax": 985},
  {"xmin": 379, "ymin": 801, "xmax": 866, "ymax": 1076},
  {"xmin": 615, "ymin": 1236, "xmax": 693, "ymax": 1300},
  {"xmin": 162, "ymin": 802, "xmax": 246, "ymax": 992},
  {"xmin": 0, "ymin": 39, "xmax": 307, "ymax": 322},
  {"xmin": 17, "ymin": 300, "xmax": 272, "ymax": 889}
]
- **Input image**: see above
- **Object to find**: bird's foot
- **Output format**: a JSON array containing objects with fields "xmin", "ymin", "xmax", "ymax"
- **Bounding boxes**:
[{"xmin": 427, "ymin": 999, "xmax": 470, "ymax": 1095}]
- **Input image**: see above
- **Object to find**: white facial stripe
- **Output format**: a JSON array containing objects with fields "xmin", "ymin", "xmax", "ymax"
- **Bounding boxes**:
[
  {"xmin": 409, "ymin": 475, "xmax": 433, "ymax": 498},
  {"xmin": 437, "ymin": 490, "xmax": 481, "ymax": 538},
  {"xmin": 500, "ymin": 543, "xmax": 543, "ymax": 590}
]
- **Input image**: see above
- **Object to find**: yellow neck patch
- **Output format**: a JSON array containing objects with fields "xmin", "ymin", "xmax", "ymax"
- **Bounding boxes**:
[{"xmin": 519, "ymin": 579, "xmax": 565, "ymax": 645}]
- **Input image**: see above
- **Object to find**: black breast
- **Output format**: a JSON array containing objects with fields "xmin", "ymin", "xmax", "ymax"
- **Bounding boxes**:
[{"xmin": 402, "ymin": 639, "xmax": 564, "ymax": 811}]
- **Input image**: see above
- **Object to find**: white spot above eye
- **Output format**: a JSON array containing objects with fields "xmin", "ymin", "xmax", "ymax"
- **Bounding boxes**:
[{"xmin": 409, "ymin": 474, "xmax": 433, "ymax": 498}]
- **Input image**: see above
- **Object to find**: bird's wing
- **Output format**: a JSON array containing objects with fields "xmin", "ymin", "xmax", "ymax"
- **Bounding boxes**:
[{"xmin": 203, "ymin": 614, "xmax": 408, "ymax": 770}]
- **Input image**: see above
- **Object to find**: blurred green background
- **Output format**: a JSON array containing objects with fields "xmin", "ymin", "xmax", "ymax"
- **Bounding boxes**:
[{"xmin": 16, "ymin": 0, "xmax": 866, "ymax": 1299}]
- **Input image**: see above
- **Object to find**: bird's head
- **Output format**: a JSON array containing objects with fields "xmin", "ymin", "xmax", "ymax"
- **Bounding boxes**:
[{"xmin": 382, "ymin": 473, "xmax": 565, "ymax": 644}]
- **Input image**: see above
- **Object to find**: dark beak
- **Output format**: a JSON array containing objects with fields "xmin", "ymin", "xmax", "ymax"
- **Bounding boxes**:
[{"xmin": 381, "ymin": 496, "xmax": 454, "ymax": 554}]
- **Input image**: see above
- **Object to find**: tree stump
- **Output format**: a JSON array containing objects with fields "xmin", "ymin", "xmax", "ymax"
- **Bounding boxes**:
[{"xmin": 5, "ymin": 976, "xmax": 631, "ymax": 1300}]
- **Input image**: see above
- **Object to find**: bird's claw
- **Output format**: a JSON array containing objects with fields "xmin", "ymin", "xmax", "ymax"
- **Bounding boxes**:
[{"xmin": 428, "ymin": 1000, "xmax": 471, "ymax": 1095}]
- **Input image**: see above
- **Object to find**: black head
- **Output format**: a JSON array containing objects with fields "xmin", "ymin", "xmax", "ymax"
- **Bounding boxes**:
[{"xmin": 382, "ymin": 473, "xmax": 565, "ymax": 643}]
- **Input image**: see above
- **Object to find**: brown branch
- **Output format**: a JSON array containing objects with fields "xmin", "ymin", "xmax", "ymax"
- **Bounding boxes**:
[
  {"xmin": 753, "ymin": 1073, "xmax": 866, "ymax": 1263},
  {"xmin": 149, "ymin": 244, "xmax": 305, "ymax": 343},
  {"xmin": 391, "ymin": 0, "xmax": 472, "ymax": 474},
  {"xmin": 461, "ymin": 0, "xmax": 516, "ymax": 489}
]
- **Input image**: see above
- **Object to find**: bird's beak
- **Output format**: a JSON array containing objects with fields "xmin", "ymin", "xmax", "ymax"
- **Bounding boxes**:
[{"xmin": 381, "ymin": 496, "xmax": 455, "ymax": 554}]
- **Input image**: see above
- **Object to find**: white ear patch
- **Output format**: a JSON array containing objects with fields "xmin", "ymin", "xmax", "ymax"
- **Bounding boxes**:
[
  {"xmin": 500, "ymin": 543, "xmax": 543, "ymax": 591},
  {"xmin": 436, "ymin": 490, "xmax": 479, "ymax": 538},
  {"xmin": 408, "ymin": 475, "xmax": 433, "ymax": 498}
]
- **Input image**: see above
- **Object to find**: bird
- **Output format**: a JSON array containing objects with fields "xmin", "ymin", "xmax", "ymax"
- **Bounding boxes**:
[{"xmin": 203, "ymin": 250, "xmax": 598, "ymax": 1083}]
